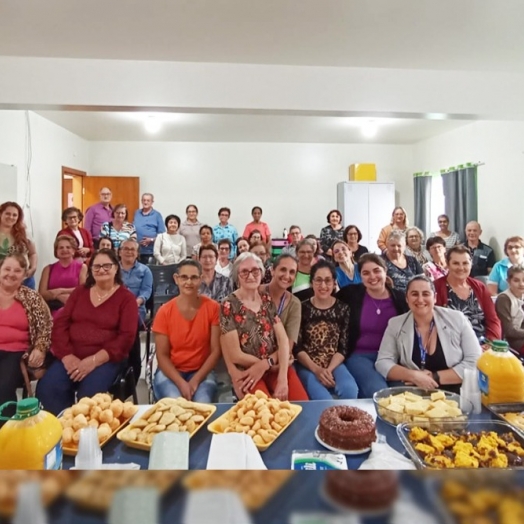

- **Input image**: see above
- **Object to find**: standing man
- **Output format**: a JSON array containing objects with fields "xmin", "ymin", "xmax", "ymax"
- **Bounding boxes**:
[
  {"xmin": 84, "ymin": 187, "xmax": 113, "ymax": 248},
  {"xmin": 133, "ymin": 193, "xmax": 165, "ymax": 264},
  {"xmin": 465, "ymin": 221, "xmax": 496, "ymax": 277},
  {"xmin": 282, "ymin": 225, "xmax": 302, "ymax": 257}
]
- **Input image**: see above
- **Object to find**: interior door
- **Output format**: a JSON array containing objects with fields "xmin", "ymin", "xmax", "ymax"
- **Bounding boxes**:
[{"xmin": 82, "ymin": 176, "xmax": 140, "ymax": 222}]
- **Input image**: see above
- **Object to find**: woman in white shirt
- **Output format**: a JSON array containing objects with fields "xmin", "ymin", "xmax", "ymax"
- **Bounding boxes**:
[{"xmin": 154, "ymin": 214, "xmax": 187, "ymax": 265}]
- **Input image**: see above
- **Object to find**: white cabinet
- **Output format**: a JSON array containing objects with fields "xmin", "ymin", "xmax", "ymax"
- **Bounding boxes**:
[{"xmin": 337, "ymin": 182, "xmax": 395, "ymax": 253}]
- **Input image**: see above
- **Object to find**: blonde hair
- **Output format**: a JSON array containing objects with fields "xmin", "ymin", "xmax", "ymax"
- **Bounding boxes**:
[{"xmin": 390, "ymin": 206, "xmax": 409, "ymax": 228}]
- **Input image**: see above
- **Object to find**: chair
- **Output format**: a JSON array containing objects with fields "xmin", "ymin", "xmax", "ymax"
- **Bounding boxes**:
[
  {"xmin": 109, "ymin": 364, "xmax": 138, "ymax": 404},
  {"xmin": 474, "ymin": 275, "xmax": 490, "ymax": 286}
]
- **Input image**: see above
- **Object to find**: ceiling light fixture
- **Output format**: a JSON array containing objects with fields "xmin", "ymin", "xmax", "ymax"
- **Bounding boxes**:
[
  {"xmin": 361, "ymin": 120, "xmax": 377, "ymax": 138},
  {"xmin": 144, "ymin": 115, "xmax": 161, "ymax": 134}
]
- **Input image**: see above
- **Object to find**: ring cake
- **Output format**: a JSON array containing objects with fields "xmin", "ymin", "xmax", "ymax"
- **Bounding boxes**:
[{"xmin": 318, "ymin": 406, "xmax": 376, "ymax": 450}]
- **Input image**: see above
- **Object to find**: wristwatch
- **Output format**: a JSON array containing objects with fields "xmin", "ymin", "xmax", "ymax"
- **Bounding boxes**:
[
  {"xmin": 432, "ymin": 371, "xmax": 441, "ymax": 386},
  {"xmin": 267, "ymin": 356, "xmax": 275, "ymax": 369}
]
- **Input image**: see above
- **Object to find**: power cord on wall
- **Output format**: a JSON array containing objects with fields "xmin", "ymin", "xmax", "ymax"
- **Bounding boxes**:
[{"xmin": 23, "ymin": 110, "xmax": 34, "ymax": 235}]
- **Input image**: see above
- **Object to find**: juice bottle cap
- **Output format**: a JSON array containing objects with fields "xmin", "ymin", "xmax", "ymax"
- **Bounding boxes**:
[
  {"xmin": 490, "ymin": 340, "xmax": 509, "ymax": 352},
  {"xmin": 15, "ymin": 398, "xmax": 40, "ymax": 419}
]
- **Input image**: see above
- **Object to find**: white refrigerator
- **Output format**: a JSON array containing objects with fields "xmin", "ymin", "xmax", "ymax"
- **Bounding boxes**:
[{"xmin": 336, "ymin": 182, "xmax": 395, "ymax": 254}]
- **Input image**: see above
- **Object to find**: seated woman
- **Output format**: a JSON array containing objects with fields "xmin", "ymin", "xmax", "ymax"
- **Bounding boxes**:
[
  {"xmin": 99, "ymin": 203, "xmax": 137, "ymax": 250},
  {"xmin": 198, "ymin": 244, "xmax": 233, "ymax": 302},
  {"xmin": 434, "ymin": 245, "xmax": 501, "ymax": 343},
  {"xmin": 488, "ymin": 236, "xmax": 524, "ymax": 295},
  {"xmin": 119, "ymin": 239, "xmax": 153, "ymax": 381},
  {"xmin": 235, "ymin": 237, "xmax": 250, "ymax": 257},
  {"xmin": 98, "ymin": 237, "xmax": 115, "ymax": 251},
  {"xmin": 191, "ymin": 225, "xmax": 215, "ymax": 259},
  {"xmin": 36, "ymin": 249, "xmax": 138, "ymax": 415},
  {"xmin": 154, "ymin": 214, "xmax": 187, "ymax": 265},
  {"xmin": 152, "ymin": 260, "xmax": 221, "ymax": 402},
  {"xmin": 377, "ymin": 206, "xmax": 408, "ymax": 253},
  {"xmin": 319, "ymin": 209, "xmax": 344, "ymax": 258},
  {"xmin": 294, "ymin": 261, "xmax": 358, "ymax": 400},
  {"xmin": 249, "ymin": 241, "xmax": 272, "ymax": 284},
  {"xmin": 404, "ymin": 226, "xmax": 431, "ymax": 265},
  {"xmin": 332, "ymin": 240, "xmax": 361, "ymax": 288},
  {"xmin": 258, "ymin": 254, "xmax": 308, "ymax": 400},
  {"xmin": 376, "ymin": 275, "xmax": 481, "ymax": 394},
  {"xmin": 337, "ymin": 253, "xmax": 408, "ymax": 398},
  {"xmin": 0, "ymin": 254, "xmax": 52, "ymax": 416},
  {"xmin": 343, "ymin": 224, "xmax": 368, "ymax": 263},
  {"xmin": 292, "ymin": 239, "xmax": 316, "ymax": 301},
  {"xmin": 38, "ymin": 235, "xmax": 87, "ymax": 318},
  {"xmin": 423, "ymin": 236, "xmax": 448, "ymax": 281},
  {"xmin": 383, "ymin": 231, "xmax": 423, "ymax": 292},
  {"xmin": 495, "ymin": 266, "xmax": 524, "ymax": 354},
  {"xmin": 430, "ymin": 214, "xmax": 460, "ymax": 249},
  {"xmin": 216, "ymin": 238, "xmax": 233, "ymax": 277},
  {"xmin": 220, "ymin": 253, "xmax": 295, "ymax": 400},
  {"xmin": 57, "ymin": 206, "xmax": 94, "ymax": 260}
]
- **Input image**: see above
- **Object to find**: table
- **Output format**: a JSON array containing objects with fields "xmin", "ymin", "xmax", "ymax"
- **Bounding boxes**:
[{"xmin": 63, "ymin": 398, "xmax": 492, "ymax": 470}]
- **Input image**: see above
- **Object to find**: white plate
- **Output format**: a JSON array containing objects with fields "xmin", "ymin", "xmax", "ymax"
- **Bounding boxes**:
[{"xmin": 314, "ymin": 426, "xmax": 373, "ymax": 455}]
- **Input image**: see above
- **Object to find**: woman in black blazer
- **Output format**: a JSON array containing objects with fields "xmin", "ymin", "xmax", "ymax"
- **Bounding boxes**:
[{"xmin": 336, "ymin": 253, "xmax": 408, "ymax": 398}]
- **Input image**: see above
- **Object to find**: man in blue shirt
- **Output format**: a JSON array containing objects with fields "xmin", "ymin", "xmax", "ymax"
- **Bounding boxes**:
[{"xmin": 133, "ymin": 193, "xmax": 165, "ymax": 264}]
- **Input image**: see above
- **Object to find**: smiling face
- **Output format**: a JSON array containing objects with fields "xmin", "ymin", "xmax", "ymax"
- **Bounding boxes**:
[
  {"xmin": 465, "ymin": 222, "xmax": 481, "ymax": 243},
  {"xmin": 289, "ymin": 227, "xmax": 302, "ymax": 245},
  {"xmin": 199, "ymin": 248, "xmax": 217, "ymax": 271},
  {"xmin": 297, "ymin": 243, "xmax": 314, "ymax": 267},
  {"xmin": 506, "ymin": 242, "xmax": 524, "ymax": 265},
  {"xmin": 187, "ymin": 206, "xmax": 198, "ymax": 221},
  {"xmin": 98, "ymin": 238, "xmax": 113, "ymax": 250},
  {"xmin": 56, "ymin": 239, "xmax": 75, "ymax": 261},
  {"xmin": 113, "ymin": 207, "xmax": 127, "ymax": 224},
  {"xmin": 387, "ymin": 237, "xmax": 405, "ymax": 257},
  {"xmin": 438, "ymin": 216, "xmax": 449, "ymax": 232},
  {"xmin": 329, "ymin": 212, "xmax": 341, "ymax": 227},
  {"xmin": 448, "ymin": 252, "xmax": 472, "ymax": 281},
  {"xmin": 271, "ymin": 257, "xmax": 297, "ymax": 291},
  {"xmin": 429, "ymin": 242, "xmax": 446, "ymax": 263},
  {"xmin": 64, "ymin": 210, "xmax": 80, "ymax": 230},
  {"xmin": 0, "ymin": 206, "xmax": 19, "ymax": 229},
  {"xmin": 237, "ymin": 258, "xmax": 262, "ymax": 290},
  {"xmin": 120, "ymin": 241, "xmax": 138, "ymax": 265},
  {"xmin": 0, "ymin": 257, "xmax": 26, "ymax": 291},
  {"xmin": 219, "ymin": 210, "xmax": 230, "ymax": 225},
  {"xmin": 406, "ymin": 279, "xmax": 436, "ymax": 316},
  {"xmin": 237, "ymin": 239, "xmax": 250, "ymax": 254},
  {"xmin": 406, "ymin": 230, "xmax": 422, "ymax": 251},
  {"xmin": 332, "ymin": 242, "xmax": 351, "ymax": 264},
  {"xmin": 509, "ymin": 271, "xmax": 524, "ymax": 298},
  {"xmin": 345, "ymin": 227, "xmax": 359, "ymax": 245},
  {"xmin": 393, "ymin": 209, "xmax": 406, "ymax": 226},
  {"xmin": 175, "ymin": 264, "xmax": 201, "ymax": 296},
  {"xmin": 250, "ymin": 232, "xmax": 262, "ymax": 244},
  {"xmin": 312, "ymin": 267, "xmax": 335, "ymax": 300},
  {"xmin": 167, "ymin": 218, "xmax": 179, "ymax": 234},
  {"xmin": 252, "ymin": 208, "xmax": 262, "ymax": 222},
  {"xmin": 360, "ymin": 261, "xmax": 387, "ymax": 294},
  {"xmin": 218, "ymin": 243, "xmax": 231, "ymax": 261},
  {"xmin": 99, "ymin": 188, "xmax": 112, "ymax": 204},
  {"xmin": 90, "ymin": 253, "xmax": 118, "ymax": 286}
]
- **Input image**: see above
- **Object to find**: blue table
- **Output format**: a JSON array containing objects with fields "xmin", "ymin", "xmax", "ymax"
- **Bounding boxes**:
[{"xmin": 63, "ymin": 399, "xmax": 402, "ymax": 470}]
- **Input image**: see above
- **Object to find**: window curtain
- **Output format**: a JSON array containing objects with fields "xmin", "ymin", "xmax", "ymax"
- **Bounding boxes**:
[
  {"xmin": 441, "ymin": 165, "xmax": 478, "ymax": 242},
  {"xmin": 413, "ymin": 173, "xmax": 432, "ymax": 238}
]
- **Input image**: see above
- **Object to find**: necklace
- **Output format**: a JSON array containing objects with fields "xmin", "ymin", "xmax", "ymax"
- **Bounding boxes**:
[
  {"xmin": 367, "ymin": 292, "xmax": 388, "ymax": 315},
  {"xmin": 94, "ymin": 285, "xmax": 116, "ymax": 302}
]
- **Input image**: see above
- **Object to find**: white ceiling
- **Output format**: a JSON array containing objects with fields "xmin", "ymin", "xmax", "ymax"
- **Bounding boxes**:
[
  {"xmin": 1, "ymin": 0, "xmax": 523, "ymax": 72},
  {"xmin": 34, "ymin": 111, "xmax": 472, "ymax": 144},
  {"xmin": 4, "ymin": 0, "xmax": 519, "ymax": 143}
]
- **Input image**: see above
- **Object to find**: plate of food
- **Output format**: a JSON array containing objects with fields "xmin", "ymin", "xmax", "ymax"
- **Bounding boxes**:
[
  {"xmin": 398, "ymin": 420, "xmax": 524, "ymax": 469},
  {"xmin": 373, "ymin": 387, "xmax": 471, "ymax": 430},
  {"xmin": 487, "ymin": 402, "xmax": 524, "ymax": 436},
  {"xmin": 58, "ymin": 394, "xmax": 139, "ymax": 456},
  {"xmin": 207, "ymin": 391, "xmax": 302, "ymax": 451},
  {"xmin": 117, "ymin": 397, "xmax": 216, "ymax": 450}
]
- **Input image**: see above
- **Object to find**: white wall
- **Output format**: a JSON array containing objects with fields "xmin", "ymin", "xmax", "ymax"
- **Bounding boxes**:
[
  {"xmin": 0, "ymin": 110, "xmax": 89, "ymax": 274},
  {"xmin": 89, "ymin": 141, "xmax": 414, "ymax": 239},
  {"xmin": 413, "ymin": 121, "xmax": 524, "ymax": 256}
]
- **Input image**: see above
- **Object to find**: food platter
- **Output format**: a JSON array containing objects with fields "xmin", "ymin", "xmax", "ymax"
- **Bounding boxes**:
[{"xmin": 314, "ymin": 426, "xmax": 373, "ymax": 455}]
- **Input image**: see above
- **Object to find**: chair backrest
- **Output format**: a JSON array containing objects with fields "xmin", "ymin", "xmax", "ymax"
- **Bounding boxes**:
[
  {"xmin": 148, "ymin": 263, "xmax": 179, "ymax": 297},
  {"xmin": 474, "ymin": 275, "xmax": 489, "ymax": 286}
]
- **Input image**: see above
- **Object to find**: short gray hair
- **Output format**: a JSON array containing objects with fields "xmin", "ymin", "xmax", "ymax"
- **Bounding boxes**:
[
  {"xmin": 387, "ymin": 230, "xmax": 406, "ymax": 244},
  {"xmin": 231, "ymin": 252, "xmax": 265, "ymax": 286},
  {"xmin": 406, "ymin": 226, "xmax": 425, "ymax": 242},
  {"xmin": 141, "ymin": 192, "xmax": 154, "ymax": 200}
]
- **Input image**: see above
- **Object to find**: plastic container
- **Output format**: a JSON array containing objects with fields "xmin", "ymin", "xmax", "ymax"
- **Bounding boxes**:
[
  {"xmin": 0, "ymin": 398, "xmax": 62, "ymax": 469},
  {"xmin": 477, "ymin": 340, "xmax": 524, "ymax": 406}
]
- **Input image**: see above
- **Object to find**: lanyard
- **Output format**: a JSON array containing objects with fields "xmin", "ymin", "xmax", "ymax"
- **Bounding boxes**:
[
  {"xmin": 415, "ymin": 319, "xmax": 435, "ymax": 370},
  {"xmin": 266, "ymin": 285, "xmax": 287, "ymax": 316}
]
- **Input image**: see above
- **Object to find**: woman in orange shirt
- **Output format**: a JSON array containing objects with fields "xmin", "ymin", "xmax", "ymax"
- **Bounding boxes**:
[{"xmin": 152, "ymin": 259, "xmax": 221, "ymax": 402}]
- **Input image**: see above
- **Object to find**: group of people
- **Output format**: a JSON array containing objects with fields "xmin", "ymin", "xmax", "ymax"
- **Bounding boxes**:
[{"xmin": 0, "ymin": 191, "xmax": 522, "ymax": 417}]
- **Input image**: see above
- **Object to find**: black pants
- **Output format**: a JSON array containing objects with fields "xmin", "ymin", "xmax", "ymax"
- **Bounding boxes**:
[
  {"xmin": 139, "ymin": 255, "xmax": 153, "ymax": 265},
  {"xmin": 0, "ymin": 350, "xmax": 25, "ymax": 423},
  {"xmin": 128, "ymin": 332, "xmax": 142, "ymax": 385}
]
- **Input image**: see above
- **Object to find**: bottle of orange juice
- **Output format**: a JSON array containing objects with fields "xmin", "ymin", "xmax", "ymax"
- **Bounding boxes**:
[
  {"xmin": 477, "ymin": 340, "xmax": 524, "ymax": 406},
  {"xmin": 0, "ymin": 398, "xmax": 62, "ymax": 469}
]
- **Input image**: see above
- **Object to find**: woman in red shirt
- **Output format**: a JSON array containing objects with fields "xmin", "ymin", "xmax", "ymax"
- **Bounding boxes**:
[
  {"xmin": 56, "ymin": 206, "xmax": 95, "ymax": 261},
  {"xmin": 36, "ymin": 249, "xmax": 138, "ymax": 415}
]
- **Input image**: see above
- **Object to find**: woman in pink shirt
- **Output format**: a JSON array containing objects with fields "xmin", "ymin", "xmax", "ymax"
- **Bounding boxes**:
[
  {"xmin": 243, "ymin": 206, "xmax": 272, "ymax": 251},
  {"xmin": 0, "ymin": 254, "xmax": 52, "ymax": 419}
]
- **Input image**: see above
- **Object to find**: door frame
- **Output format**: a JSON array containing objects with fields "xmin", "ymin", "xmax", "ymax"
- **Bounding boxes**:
[{"xmin": 61, "ymin": 166, "xmax": 86, "ymax": 218}]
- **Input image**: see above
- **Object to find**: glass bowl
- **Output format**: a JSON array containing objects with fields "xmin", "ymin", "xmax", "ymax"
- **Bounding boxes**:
[{"xmin": 373, "ymin": 386, "xmax": 472, "ymax": 431}]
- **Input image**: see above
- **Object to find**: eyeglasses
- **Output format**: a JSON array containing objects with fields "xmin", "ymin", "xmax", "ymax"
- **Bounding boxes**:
[
  {"xmin": 177, "ymin": 275, "xmax": 201, "ymax": 283},
  {"xmin": 312, "ymin": 278, "xmax": 334, "ymax": 286},
  {"xmin": 121, "ymin": 247, "xmax": 137, "ymax": 252},
  {"xmin": 507, "ymin": 245, "xmax": 523, "ymax": 250},
  {"xmin": 347, "ymin": 232, "xmax": 358, "ymax": 236},
  {"xmin": 297, "ymin": 250, "xmax": 314, "ymax": 256},
  {"xmin": 238, "ymin": 268, "xmax": 262, "ymax": 279},
  {"xmin": 100, "ymin": 192, "xmax": 112, "ymax": 196},
  {"xmin": 66, "ymin": 215, "xmax": 79, "ymax": 220},
  {"xmin": 407, "ymin": 235, "xmax": 420, "ymax": 240},
  {"xmin": 200, "ymin": 255, "xmax": 216, "ymax": 260},
  {"xmin": 92, "ymin": 263, "xmax": 114, "ymax": 272}
]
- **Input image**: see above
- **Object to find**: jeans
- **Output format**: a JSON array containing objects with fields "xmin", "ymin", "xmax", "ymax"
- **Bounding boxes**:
[
  {"xmin": 296, "ymin": 363, "xmax": 358, "ymax": 400},
  {"xmin": 36, "ymin": 359, "xmax": 123, "ymax": 415},
  {"xmin": 153, "ymin": 369, "xmax": 217, "ymax": 403},
  {"xmin": 345, "ymin": 352, "xmax": 403, "ymax": 399},
  {"xmin": 23, "ymin": 275, "xmax": 35, "ymax": 289}
]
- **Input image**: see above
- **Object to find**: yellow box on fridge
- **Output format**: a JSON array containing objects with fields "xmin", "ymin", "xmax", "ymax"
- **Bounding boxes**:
[{"xmin": 349, "ymin": 163, "xmax": 377, "ymax": 181}]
